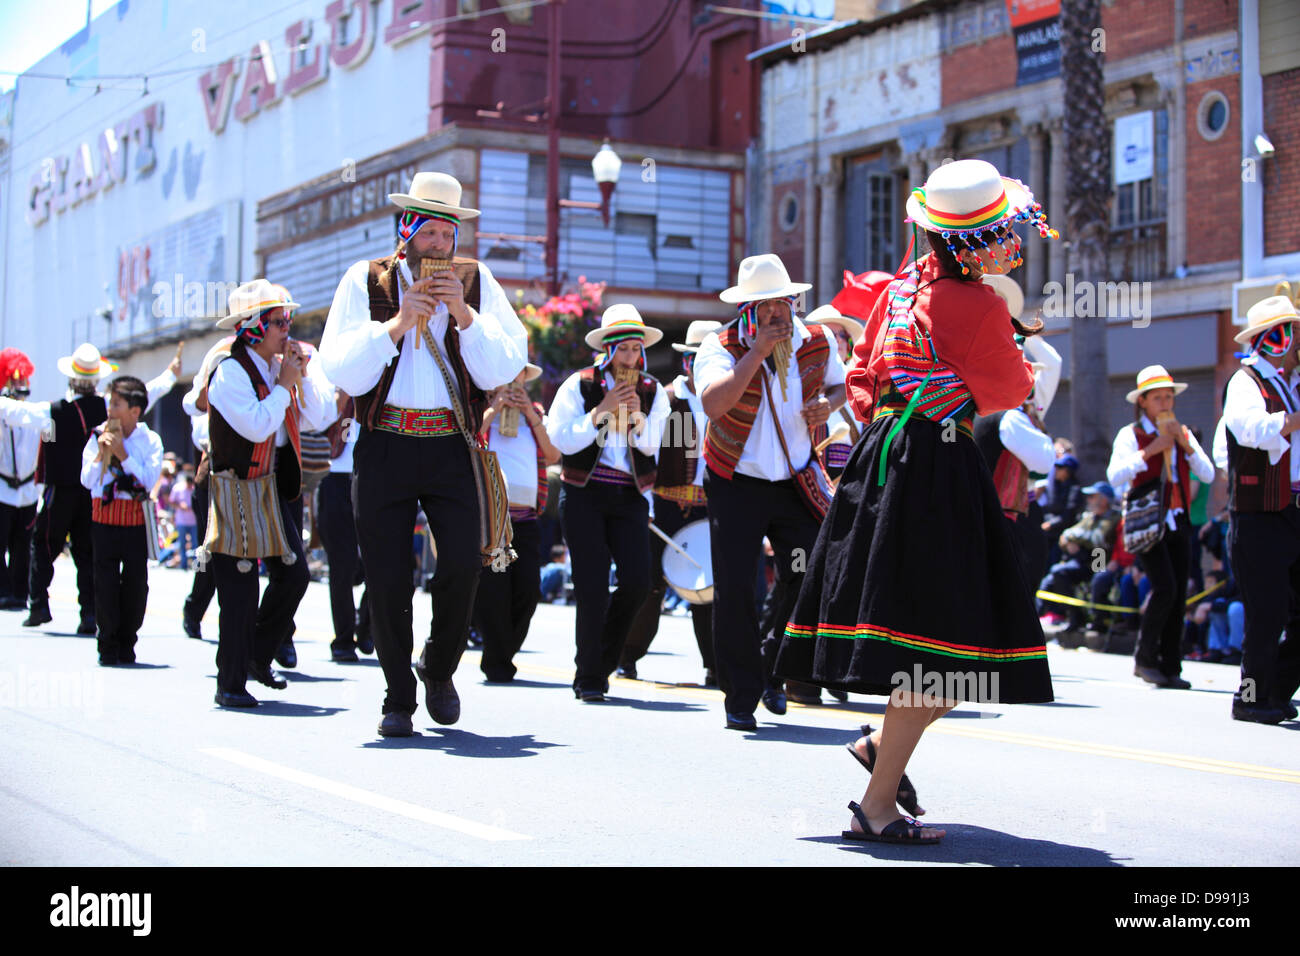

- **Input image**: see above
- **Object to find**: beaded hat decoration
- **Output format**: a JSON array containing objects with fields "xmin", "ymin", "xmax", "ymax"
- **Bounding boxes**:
[{"xmin": 905, "ymin": 159, "xmax": 1058, "ymax": 276}]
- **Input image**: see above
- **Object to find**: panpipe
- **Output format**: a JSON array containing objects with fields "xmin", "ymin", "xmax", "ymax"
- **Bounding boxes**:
[
  {"xmin": 1155, "ymin": 411, "xmax": 1177, "ymax": 480},
  {"xmin": 771, "ymin": 339, "xmax": 791, "ymax": 402},
  {"xmin": 614, "ymin": 366, "xmax": 639, "ymax": 432},
  {"xmin": 498, "ymin": 391, "xmax": 520, "ymax": 437},
  {"xmin": 97, "ymin": 418, "xmax": 122, "ymax": 464},
  {"xmin": 414, "ymin": 257, "xmax": 454, "ymax": 350}
]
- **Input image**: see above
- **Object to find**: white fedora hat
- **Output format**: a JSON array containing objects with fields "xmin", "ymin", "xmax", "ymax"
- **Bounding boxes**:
[
  {"xmin": 981, "ymin": 274, "xmax": 1025, "ymax": 320},
  {"xmin": 57, "ymin": 342, "xmax": 114, "ymax": 380},
  {"xmin": 672, "ymin": 320, "xmax": 723, "ymax": 353},
  {"xmin": 906, "ymin": 159, "xmax": 1056, "ymax": 241},
  {"xmin": 805, "ymin": 303, "xmax": 866, "ymax": 344},
  {"xmin": 719, "ymin": 253, "xmax": 811, "ymax": 304},
  {"xmin": 216, "ymin": 279, "xmax": 300, "ymax": 330},
  {"xmin": 1125, "ymin": 364, "xmax": 1188, "ymax": 404},
  {"xmin": 1235, "ymin": 294, "xmax": 1300, "ymax": 345},
  {"xmin": 388, "ymin": 171, "xmax": 481, "ymax": 220},
  {"xmin": 585, "ymin": 303, "xmax": 664, "ymax": 350},
  {"xmin": 522, "ymin": 363, "xmax": 542, "ymax": 382}
]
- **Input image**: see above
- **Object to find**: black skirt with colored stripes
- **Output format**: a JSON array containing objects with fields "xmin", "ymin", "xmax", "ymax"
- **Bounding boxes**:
[{"xmin": 774, "ymin": 414, "xmax": 1054, "ymax": 704}]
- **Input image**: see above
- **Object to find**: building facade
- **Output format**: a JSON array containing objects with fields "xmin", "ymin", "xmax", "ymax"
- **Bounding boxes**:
[{"xmin": 752, "ymin": 0, "xmax": 1296, "ymax": 449}]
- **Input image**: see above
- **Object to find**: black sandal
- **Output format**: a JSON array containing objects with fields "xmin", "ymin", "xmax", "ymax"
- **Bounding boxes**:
[
  {"xmin": 847, "ymin": 724, "xmax": 923, "ymax": 817},
  {"xmin": 840, "ymin": 801, "xmax": 941, "ymax": 845}
]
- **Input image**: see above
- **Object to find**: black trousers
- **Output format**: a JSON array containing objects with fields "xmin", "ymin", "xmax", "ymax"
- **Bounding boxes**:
[
  {"xmin": 559, "ymin": 480, "xmax": 651, "ymax": 694},
  {"xmin": 0, "ymin": 501, "xmax": 35, "ymax": 603},
  {"xmin": 183, "ymin": 479, "xmax": 216, "ymax": 628},
  {"xmin": 212, "ymin": 488, "xmax": 308, "ymax": 695},
  {"xmin": 1229, "ymin": 506, "xmax": 1300, "ymax": 707},
  {"xmin": 705, "ymin": 468, "xmax": 819, "ymax": 715},
  {"xmin": 92, "ymin": 522, "xmax": 148, "ymax": 658},
  {"xmin": 621, "ymin": 497, "xmax": 713, "ymax": 672},
  {"xmin": 354, "ymin": 430, "xmax": 481, "ymax": 716},
  {"xmin": 474, "ymin": 516, "xmax": 541, "ymax": 680},
  {"xmin": 28, "ymin": 484, "xmax": 94, "ymax": 619},
  {"xmin": 1134, "ymin": 515, "xmax": 1191, "ymax": 676},
  {"xmin": 317, "ymin": 471, "xmax": 369, "ymax": 652}
]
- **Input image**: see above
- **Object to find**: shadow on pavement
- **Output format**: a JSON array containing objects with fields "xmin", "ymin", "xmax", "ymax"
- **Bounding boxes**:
[
  {"xmin": 802, "ymin": 826, "xmax": 1126, "ymax": 866},
  {"xmin": 280, "ymin": 671, "xmax": 348, "ymax": 683},
  {"xmin": 361, "ymin": 731, "xmax": 564, "ymax": 758},
  {"xmin": 479, "ymin": 679, "xmax": 571, "ymax": 689},
  {"xmin": 323, "ymin": 659, "xmax": 382, "ymax": 667},
  {"xmin": 599, "ymin": 698, "xmax": 707, "ymax": 713},
  {"xmin": 114, "ymin": 663, "xmax": 172, "ymax": 670},
  {"xmin": 216, "ymin": 702, "xmax": 347, "ymax": 717},
  {"xmin": 735, "ymin": 722, "xmax": 869, "ymax": 745},
  {"xmin": 825, "ymin": 703, "xmax": 1002, "ymax": 721},
  {"xmin": 1022, "ymin": 701, "xmax": 1097, "ymax": 708}
]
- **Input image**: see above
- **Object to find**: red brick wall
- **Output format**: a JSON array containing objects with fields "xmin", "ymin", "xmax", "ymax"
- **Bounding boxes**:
[
  {"xmin": 1184, "ymin": 0, "xmax": 1237, "ymax": 38},
  {"xmin": 940, "ymin": 34, "xmax": 1016, "ymax": 106},
  {"xmin": 1101, "ymin": 0, "xmax": 1171, "ymax": 62},
  {"xmin": 1185, "ymin": 75, "xmax": 1241, "ymax": 265},
  {"xmin": 1263, "ymin": 67, "xmax": 1300, "ymax": 258}
]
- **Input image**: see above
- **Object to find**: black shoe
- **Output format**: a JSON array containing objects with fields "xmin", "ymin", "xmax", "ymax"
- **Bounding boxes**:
[
  {"xmin": 761, "ymin": 686, "xmax": 787, "ymax": 715},
  {"xmin": 182, "ymin": 616, "xmax": 202, "ymax": 640},
  {"xmin": 1222, "ymin": 650, "xmax": 1242, "ymax": 666},
  {"xmin": 22, "ymin": 605, "xmax": 52, "ymax": 627},
  {"xmin": 1163, "ymin": 674, "xmax": 1192, "ymax": 690},
  {"xmin": 785, "ymin": 681, "xmax": 822, "ymax": 706},
  {"xmin": 77, "ymin": 618, "xmax": 96, "ymax": 636},
  {"xmin": 214, "ymin": 690, "xmax": 258, "ymax": 708},
  {"xmin": 579, "ymin": 689, "xmax": 606, "ymax": 702},
  {"xmin": 1276, "ymin": 700, "xmax": 1299, "ymax": 721},
  {"xmin": 98, "ymin": 653, "xmax": 119, "ymax": 667},
  {"xmin": 0, "ymin": 596, "xmax": 26, "ymax": 610},
  {"xmin": 1232, "ymin": 700, "xmax": 1287, "ymax": 725},
  {"xmin": 827, "ymin": 688, "xmax": 848, "ymax": 702},
  {"xmin": 416, "ymin": 665, "xmax": 460, "ymax": 725},
  {"xmin": 275, "ymin": 640, "xmax": 297, "ymax": 669},
  {"xmin": 1134, "ymin": 665, "xmax": 1171, "ymax": 687},
  {"xmin": 118, "ymin": 649, "xmax": 137, "ymax": 665},
  {"xmin": 378, "ymin": 712, "xmax": 414, "ymax": 737},
  {"xmin": 616, "ymin": 664, "xmax": 637, "ymax": 680},
  {"xmin": 703, "ymin": 669, "xmax": 718, "ymax": 688},
  {"xmin": 356, "ymin": 630, "xmax": 374, "ymax": 655},
  {"xmin": 725, "ymin": 712, "xmax": 757, "ymax": 731},
  {"xmin": 247, "ymin": 663, "xmax": 288, "ymax": 689},
  {"xmin": 331, "ymin": 647, "xmax": 360, "ymax": 663}
]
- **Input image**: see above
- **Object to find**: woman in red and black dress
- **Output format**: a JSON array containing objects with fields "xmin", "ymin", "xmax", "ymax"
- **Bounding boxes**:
[{"xmin": 776, "ymin": 160, "xmax": 1058, "ymax": 844}]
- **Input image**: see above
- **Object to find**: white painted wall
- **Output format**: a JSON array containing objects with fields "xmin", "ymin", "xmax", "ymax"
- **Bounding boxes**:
[{"xmin": 4, "ymin": 0, "xmax": 432, "ymax": 400}]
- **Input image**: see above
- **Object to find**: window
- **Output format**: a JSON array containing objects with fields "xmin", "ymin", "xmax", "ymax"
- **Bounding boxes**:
[
  {"xmin": 1113, "ymin": 110, "xmax": 1168, "ymax": 227},
  {"xmin": 1196, "ymin": 91, "xmax": 1230, "ymax": 141}
]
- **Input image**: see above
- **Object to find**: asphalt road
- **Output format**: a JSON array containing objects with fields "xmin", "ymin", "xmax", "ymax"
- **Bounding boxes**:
[{"xmin": 2, "ymin": 562, "xmax": 1297, "ymax": 867}]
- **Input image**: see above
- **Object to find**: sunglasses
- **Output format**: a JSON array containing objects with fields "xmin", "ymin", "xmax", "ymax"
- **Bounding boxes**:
[{"xmin": 266, "ymin": 316, "xmax": 293, "ymax": 331}]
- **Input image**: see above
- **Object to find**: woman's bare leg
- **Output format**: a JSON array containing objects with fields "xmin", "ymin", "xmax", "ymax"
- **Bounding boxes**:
[{"xmin": 851, "ymin": 693, "xmax": 954, "ymax": 838}]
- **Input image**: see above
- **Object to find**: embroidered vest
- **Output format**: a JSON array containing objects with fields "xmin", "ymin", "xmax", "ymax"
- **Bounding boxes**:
[
  {"xmin": 89, "ymin": 425, "xmax": 149, "ymax": 526},
  {"xmin": 655, "ymin": 384, "xmax": 701, "ymax": 490},
  {"xmin": 353, "ymin": 255, "xmax": 485, "ymax": 436},
  {"xmin": 560, "ymin": 367, "xmax": 658, "ymax": 492},
  {"xmin": 36, "ymin": 393, "xmax": 107, "ymax": 486},
  {"xmin": 1131, "ymin": 423, "xmax": 1191, "ymax": 515},
  {"xmin": 702, "ymin": 324, "xmax": 831, "ymax": 480},
  {"xmin": 208, "ymin": 340, "xmax": 304, "ymax": 501},
  {"xmin": 1226, "ymin": 365, "xmax": 1292, "ymax": 513},
  {"xmin": 974, "ymin": 411, "xmax": 1030, "ymax": 516}
]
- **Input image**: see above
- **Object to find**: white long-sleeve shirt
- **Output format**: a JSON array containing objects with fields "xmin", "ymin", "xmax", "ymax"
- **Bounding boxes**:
[
  {"xmin": 547, "ymin": 368, "xmax": 671, "ymax": 476},
  {"xmin": 0, "ymin": 368, "xmax": 177, "ymax": 436},
  {"xmin": 0, "ymin": 416, "xmax": 42, "ymax": 508},
  {"xmin": 1108, "ymin": 414, "xmax": 1216, "ymax": 530},
  {"xmin": 1216, "ymin": 358, "xmax": 1299, "ymax": 484},
  {"xmin": 488, "ymin": 407, "xmax": 545, "ymax": 508},
  {"xmin": 318, "ymin": 258, "xmax": 525, "ymax": 408},
  {"xmin": 207, "ymin": 347, "xmax": 336, "ymax": 446},
  {"xmin": 1000, "ymin": 407, "xmax": 1055, "ymax": 476},
  {"xmin": 669, "ymin": 374, "xmax": 708, "ymax": 488},
  {"xmin": 80, "ymin": 420, "xmax": 163, "ymax": 500},
  {"xmin": 694, "ymin": 319, "xmax": 847, "ymax": 481}
]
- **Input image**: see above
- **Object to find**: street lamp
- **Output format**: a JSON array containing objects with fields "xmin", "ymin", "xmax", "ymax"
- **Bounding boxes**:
[{"xmin": 591, "ymin": 139, "xmax": 622, "ymax": 227}]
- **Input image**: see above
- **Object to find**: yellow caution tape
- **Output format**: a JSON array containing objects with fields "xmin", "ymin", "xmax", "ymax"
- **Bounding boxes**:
[{"xmin": 1036, "ymin": 579, "xmax": 1225, "ymax": 614}]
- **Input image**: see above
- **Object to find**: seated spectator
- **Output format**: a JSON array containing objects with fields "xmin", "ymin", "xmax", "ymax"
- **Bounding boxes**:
[
  {"xmin": 170, "ymin": 468, "xmax": 198, "ymax": 571},
  {"xmin": 1041, "ymin": 453, "xmax": 1083, "ymax": 568},
  {"xmin": 1039, "ymin": 481, "xmax": 1120, "ymax": 635},
  {"xmin": 540, "ymin": 544, "xmax": 569, "ymax": 604}
]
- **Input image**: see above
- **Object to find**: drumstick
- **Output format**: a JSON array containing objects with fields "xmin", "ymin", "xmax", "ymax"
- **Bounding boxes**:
[
  {"xmin": 649, "ymin": 522, "xmax": 703, "ymax": 570},
  {"xmin": 814, "ymin": 421, "xmax": 851, "ymax": 454}
]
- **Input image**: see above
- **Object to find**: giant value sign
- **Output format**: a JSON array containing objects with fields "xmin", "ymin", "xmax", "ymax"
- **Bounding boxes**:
[
  {"xmin": 199, "ymin": 0, "xmax": 437, "ymax": 135},
  {"xmin": 27, "ymin": 102, "xmax": 163, "ymax": 226}
]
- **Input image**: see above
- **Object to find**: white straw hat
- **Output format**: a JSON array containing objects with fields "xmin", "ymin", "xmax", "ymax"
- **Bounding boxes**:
[
  {"xmin": 672, "ymin": 320, "xmax": 723, "ymax": 353},
  {"xmin": 584, "ymin": 303, "xmax": 664, "ymax": 350},
  {"xmin": 217, "ymin": 279, "xmax": 300, "ymax": 330},
  {"xmin": 57, "ymin": 343, "xmax": 113, "ymax": 380},
  {"xmin": 388, "ymin": 172, "xmax": 481, "ymax": 220},
  {"xmin": 1235, "ymin": 295, "xmax": 1300, "ymax": 346},
  {"xmin": 805, "ymin": 303, "xmax": 866, "ymax": 344},
  {"xmin": 719, "ymin": 254, "xmax": 811, "ymax": 304},
  {"xmin": 1125, "ymin": 364, "xmax": 1188, "ymax": 404}
]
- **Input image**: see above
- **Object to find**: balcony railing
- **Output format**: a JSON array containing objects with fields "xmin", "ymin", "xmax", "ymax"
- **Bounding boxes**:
[{"xmin": 1107, "ymin": 220, "xmax": 1167, "ymax": 282}]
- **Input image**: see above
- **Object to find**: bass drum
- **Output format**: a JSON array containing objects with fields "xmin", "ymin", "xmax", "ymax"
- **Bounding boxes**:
[{"xmin": 662, "ymin": 519, "xmax": 713, "ymax": 605}]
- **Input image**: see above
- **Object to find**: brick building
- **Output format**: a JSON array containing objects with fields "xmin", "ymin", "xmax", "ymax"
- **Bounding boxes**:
[{"xmin": 751, "ymin": 0, "xmax": 1297, "ymax": 449}]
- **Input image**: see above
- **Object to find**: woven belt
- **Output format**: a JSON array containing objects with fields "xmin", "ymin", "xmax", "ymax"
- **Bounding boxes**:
[
  {"xmin": 655, "ymin": 484, "xmax": 707, "ymax": 507},
  {"xmin": 589, "ymin": 464, "xmax": 635, "ymax": 486},
  {"xmin": 93, "ymin": 497, "xmax": 145, "ymax": 527},
  {"xmin": 376, "ymin": 405, "xmax": 458, "ymax": 437},
  {"xmin": 871, "ymin": 403, "xmax": 974, "ymax": 440},
  {"xmin": 509, "ymin": 505, "xmax": 538, "ymax": 522}
]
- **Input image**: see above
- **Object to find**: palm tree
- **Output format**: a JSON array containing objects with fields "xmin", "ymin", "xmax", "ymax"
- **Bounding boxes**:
[{"xmin": 1060, "ymin": 0, "xmax": 1112, "ymax": 478}]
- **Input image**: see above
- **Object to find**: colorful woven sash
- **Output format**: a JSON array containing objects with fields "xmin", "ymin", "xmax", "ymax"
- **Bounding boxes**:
[
  {"xmin": 589, "ymin": 464, "xmax": 635, "ymax": 486},
  {"xmin": 92, "ymin": 496, "xmax": 145, "ymax": 527},
  {"xmin": 655, "ymin": 484, "xmax": 707, "ymax": 507},
  {"xmin": 376, "ymin": 405, "xmax": 458, "ymax": 437}
]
